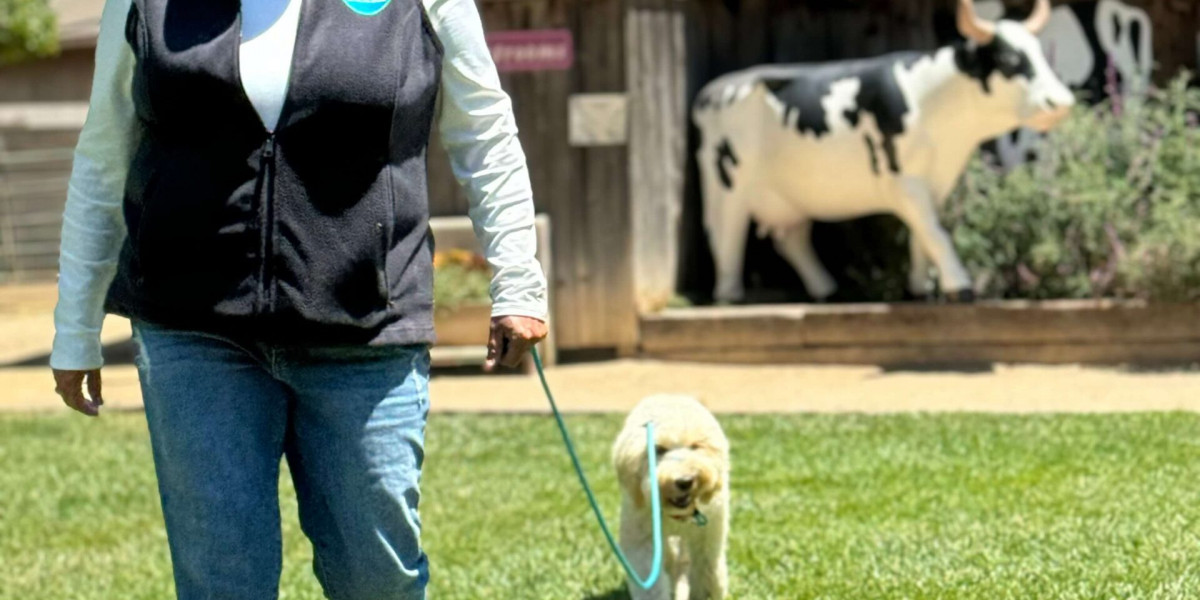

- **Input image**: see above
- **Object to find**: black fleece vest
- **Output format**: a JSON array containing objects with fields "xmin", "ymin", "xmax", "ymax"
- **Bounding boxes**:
[{"xmin": 105, "ymin": 0, "xmax": 443, "ymax": 346}]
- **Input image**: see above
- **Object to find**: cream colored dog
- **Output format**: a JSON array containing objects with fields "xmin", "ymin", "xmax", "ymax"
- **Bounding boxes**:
[{"xmin": 612, "ymin": 394, "xmax": 730, "ymax": 600}]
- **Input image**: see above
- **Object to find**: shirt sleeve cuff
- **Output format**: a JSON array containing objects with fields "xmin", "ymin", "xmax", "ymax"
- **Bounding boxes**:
[
  {"xmin": 50, "ymin": 330, "xmax": 105, "ymax": 371},
  {"xmin": 490, "ymin": 302, "xmax": 549, "ymax": 322}
]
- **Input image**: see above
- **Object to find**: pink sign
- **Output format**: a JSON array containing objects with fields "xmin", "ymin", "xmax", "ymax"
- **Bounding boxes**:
[{"xmin": 486, "ymin": 29, "xmax": 574, "ymax": 73}]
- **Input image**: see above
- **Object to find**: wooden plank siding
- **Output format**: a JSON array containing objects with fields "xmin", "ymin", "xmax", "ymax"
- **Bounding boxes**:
[
  {"xmin": 0, "ymin": 129, "xmax": 77, "ymax": 283},
  {"xmin": 946, "ymin": 1, "xmax": 1200, "ymax": 82},
  {"xmin": 627, "ymin": 0, "xmax": 688, "ymax": 313},
  {"xmin": 1133, "ymin": 0, "xmax": 1200, "ymax": 80},
  {"xmin": 0, "ymin": 49, "xmax": 97, "ymax": 103}
]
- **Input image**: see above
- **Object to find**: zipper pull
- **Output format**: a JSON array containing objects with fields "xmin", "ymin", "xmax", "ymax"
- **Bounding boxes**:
[{"xmin": 262, "ymin": 135, "xmax": 276, "ymax": 160}]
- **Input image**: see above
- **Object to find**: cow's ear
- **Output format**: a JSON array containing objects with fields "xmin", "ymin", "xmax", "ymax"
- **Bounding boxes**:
[
  {"xmin": 1024, "ymin": 0, "xmax": 1052, "ymax": 34},
  {"xmin": 957, "ymin": 0, "xmax": 997, "ymax": 44}
]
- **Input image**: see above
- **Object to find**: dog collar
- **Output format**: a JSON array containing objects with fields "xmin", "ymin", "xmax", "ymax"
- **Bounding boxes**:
[{"xmin": 671, "ymin": 509, "xmax": 709, "ymax": 526}]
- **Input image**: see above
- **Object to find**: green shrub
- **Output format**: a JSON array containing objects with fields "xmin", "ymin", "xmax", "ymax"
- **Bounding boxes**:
[
  {"xmin": 943, "ymin": 73, "xmax": 1200, "ymax": 302},
  {"xmin": 0, "ymin": 0, "xmax": 58, "ymax": 65},
  {"xmin": 432, "ymin": 252, "xmax": 492, "ymax": 312}
]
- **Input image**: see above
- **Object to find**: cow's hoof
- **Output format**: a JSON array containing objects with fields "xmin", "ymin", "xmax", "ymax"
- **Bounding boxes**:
[
  {"xmin": 945, "ymin": 289, "xmax": 976, "ymax": 304},
  {"xmin": 902, "ymin": 290, "xmax": 933, "ymax": 303}
]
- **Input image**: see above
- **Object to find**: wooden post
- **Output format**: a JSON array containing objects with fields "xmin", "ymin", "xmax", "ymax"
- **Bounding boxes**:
[{"xmin": 626, "ymin": 0, "xmax": 688, "ymax": 314}]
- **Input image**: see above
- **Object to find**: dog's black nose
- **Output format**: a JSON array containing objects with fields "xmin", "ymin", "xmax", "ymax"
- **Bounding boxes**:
[{"xmin": 675, "ymin": 477, "xmax": 694, "ymax": 491}]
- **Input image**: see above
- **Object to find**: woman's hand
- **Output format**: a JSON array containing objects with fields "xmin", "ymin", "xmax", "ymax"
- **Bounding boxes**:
[
  {"xmin": 485, "ymin": 316, "xmax": 548, "ymax": 371},
  {"xmin": 52, "ymin": 369, "xmax": 105, "ymax": 417}
]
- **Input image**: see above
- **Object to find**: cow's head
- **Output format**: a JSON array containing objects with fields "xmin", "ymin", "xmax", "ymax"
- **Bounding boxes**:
[{"xmin": 957, "ymin": 0, "xmax": 1076, "ymax": 132}]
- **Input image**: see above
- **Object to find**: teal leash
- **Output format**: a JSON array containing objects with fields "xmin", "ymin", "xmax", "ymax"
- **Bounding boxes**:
[{"xmin": 530, "ymin": 347, "xmax": 664, "ymax": 590}]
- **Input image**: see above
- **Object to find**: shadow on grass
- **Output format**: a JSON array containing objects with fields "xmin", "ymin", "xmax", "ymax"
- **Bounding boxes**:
[{"xmin": 583, "ymin": 585, "xmax": 630, "ymax": 600}]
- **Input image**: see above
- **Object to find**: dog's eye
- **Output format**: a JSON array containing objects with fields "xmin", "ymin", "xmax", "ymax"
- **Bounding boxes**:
[{"xmin": 654, "ymin": 445, "xmax": 668, "ymax": 457}]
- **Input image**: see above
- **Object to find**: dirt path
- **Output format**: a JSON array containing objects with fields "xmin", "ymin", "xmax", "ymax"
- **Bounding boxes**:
[
  {"xmin": 5, "ymin": 359, "xmax": 1200, "ymax": 415},
  {"xmin": 426, "ymin": 360, "xmax": 1200, "ymax": 414},
  {"xmin": 5, "ymin": 284, "xmax": 1200, "ymax": 415}
]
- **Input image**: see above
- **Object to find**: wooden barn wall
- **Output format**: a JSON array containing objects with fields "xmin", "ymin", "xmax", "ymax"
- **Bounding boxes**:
[
  {"xmin": 934, "ymin": 0, "xmax": 1200, "ymax": 83},
  {"xmin": 1073, "ymin": 0, "xmax": 1200, "ymax": 79},
  {"xmin": 677, "ymin": 0, "xmax": 1200, "ymax": 304},
  {"xmin": 627, "ymin": 0, "xmax": 689, "ymax": 313},
  {"xmin": 0, "ymin": 49, "xmax": 96, "ymax": 103},
  {"xmin": 0, "ymin": 128, "xmax": 78, "ymax": 283},
  {"xmin": 426, "ymin": 0, "xmax": 636, "ymax": 351}
]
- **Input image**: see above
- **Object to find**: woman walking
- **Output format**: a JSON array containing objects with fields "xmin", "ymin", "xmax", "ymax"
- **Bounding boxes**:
[{"xmin": 49, "ymin": 0, "xmax": 548, "ymax": 597}]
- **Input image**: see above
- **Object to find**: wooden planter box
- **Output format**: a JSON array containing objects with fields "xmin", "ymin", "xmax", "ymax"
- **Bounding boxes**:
[
  {"xmin": 640, "ymin": 300, "xmax": 1200, "ymax": 367},
  {"xmin": 434, "ymin": 303, "xmax": 492, "ymax": 347},
  {"xmin": 428, "ymin": 215, "xmax": 556, "ymax": 371}
]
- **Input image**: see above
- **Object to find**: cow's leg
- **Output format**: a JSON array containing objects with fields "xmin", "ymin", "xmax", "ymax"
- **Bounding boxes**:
[
  {"xmin": 772, "ymin": 220, "xmax": 837, "ymax": 301},
  {"xmin": 907, "ymin": 235, "xmax": 933, "ymax": 299},
  {"xmin": 700, "ymin": 147, "xmax": 750, "ymax": 304},
  {"xmin": 709, "ymin": 206, "xmax": 750, "ymax": 305},
  {"xmin": 896, "ymin": 178, "xmax": 973, "ymax": 302}
]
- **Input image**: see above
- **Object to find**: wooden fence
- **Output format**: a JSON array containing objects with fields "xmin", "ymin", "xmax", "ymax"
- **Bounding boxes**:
[{"xmin": 0, "ymin": 125, "xmax": 78, "ymax": 284}]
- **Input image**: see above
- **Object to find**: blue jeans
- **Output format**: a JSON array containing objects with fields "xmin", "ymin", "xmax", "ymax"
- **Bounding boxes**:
[{"xmin": 132, "ymin": 322, "xmax": 431, "ymax": 600}]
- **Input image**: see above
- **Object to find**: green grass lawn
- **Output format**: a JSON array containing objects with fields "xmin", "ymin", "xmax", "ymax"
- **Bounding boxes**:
[{"xmin": 3, "ymin": 411, "xmax": 1200, "ymax": 599}]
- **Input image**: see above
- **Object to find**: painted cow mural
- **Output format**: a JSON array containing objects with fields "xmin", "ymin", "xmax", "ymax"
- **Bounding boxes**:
[
  {"xmin": 693, "ymin": 0, "xmax": 1074, "ymax": 304},
  {"xmin": 965, "ymin": 0, "xmax": 1153, "ymax": 169}
]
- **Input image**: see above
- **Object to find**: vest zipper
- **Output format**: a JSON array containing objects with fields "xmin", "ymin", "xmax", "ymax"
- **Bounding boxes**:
[{"xmin": 258, "ymin": 134, "xmax": 277, "ymax": 314}]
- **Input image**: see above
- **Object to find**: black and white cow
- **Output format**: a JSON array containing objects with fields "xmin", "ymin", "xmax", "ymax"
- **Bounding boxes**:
[{"xmin": 694, "ymin": 0, "xmax": 1074, "ymax": 303}]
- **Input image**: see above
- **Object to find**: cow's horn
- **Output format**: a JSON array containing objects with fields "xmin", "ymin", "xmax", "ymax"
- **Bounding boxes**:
[
  {"xmin": 1024, "ymin": 0, "xmax": 1052, "ymax": 34},
  {"xmin": 957, "ymin": 0, "xmax": 996, "ymax": 44}
]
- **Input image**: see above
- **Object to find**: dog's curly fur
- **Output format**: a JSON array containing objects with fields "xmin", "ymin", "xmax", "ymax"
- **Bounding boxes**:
[{"xmin": 612, "ymin": 394, "xmax": 730, "ymax": 600}]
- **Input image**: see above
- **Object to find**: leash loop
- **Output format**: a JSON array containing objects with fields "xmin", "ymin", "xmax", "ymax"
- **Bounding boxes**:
[{"xmin": 531, "ymin": 347, "xmax": 663, "ymax": 590}]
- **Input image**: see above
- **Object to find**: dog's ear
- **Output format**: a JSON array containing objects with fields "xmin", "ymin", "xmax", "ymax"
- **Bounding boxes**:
[
  {"xmin": 692, "ymin": 438, "xmax": 730, "ymax": 462},
  {"xmin": 692, "ymin": 443, "xmax": 728, "ymax": 505},
  {"xmin": 698, "ymin": 466, "xmax": 726, "ymax": 505}
]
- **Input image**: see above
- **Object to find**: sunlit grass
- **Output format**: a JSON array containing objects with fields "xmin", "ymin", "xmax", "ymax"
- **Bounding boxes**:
[{"xmin": 3, "ymin": 412, "xmax": 1200, "ymax": 598}]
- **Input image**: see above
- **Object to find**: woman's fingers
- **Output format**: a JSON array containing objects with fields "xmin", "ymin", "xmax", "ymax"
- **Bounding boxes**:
[
  {"xmin": 87, "ymin": 370, "xmax": 104, "ymax": 407},
  {"xmin": 485, "ymin": 316, "xmax": 549, "ymax": 371},
  {"xmin": 53, "ymin": 369, "xmax": 102, "ymax": 417},
  {"xmin": 499, "ymin": 336, "xmax": 531, "ymax": 368},
  {"xmin": 484, "ymin": 326, "xmax": 504, "ymax": 372}
]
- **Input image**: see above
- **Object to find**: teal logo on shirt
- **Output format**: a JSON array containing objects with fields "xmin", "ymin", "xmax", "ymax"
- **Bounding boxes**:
[{"xmin": 343, "ymin": 0, "xmax": 391, "ymax": 16}]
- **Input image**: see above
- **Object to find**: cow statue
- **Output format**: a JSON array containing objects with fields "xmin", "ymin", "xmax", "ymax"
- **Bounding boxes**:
[{"xmin": 693, "ymin": 0, "xmax": 1075, "ymax": 303}]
